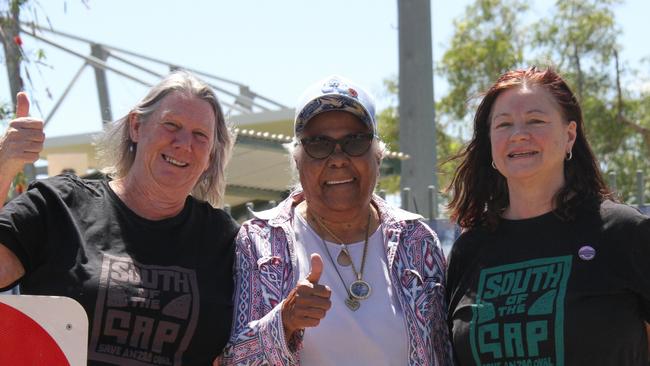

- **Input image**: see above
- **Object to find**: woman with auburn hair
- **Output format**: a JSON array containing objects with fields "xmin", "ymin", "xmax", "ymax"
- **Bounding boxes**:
[{"xmin": 446, "ymin": 66, "xmax": 650, "ymax": 365}]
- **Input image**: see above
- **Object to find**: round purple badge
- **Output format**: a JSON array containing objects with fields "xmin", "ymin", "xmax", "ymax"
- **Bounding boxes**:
[{"xmin": 578, "ymin": 245, "xmax": 596, "ymax": 261}]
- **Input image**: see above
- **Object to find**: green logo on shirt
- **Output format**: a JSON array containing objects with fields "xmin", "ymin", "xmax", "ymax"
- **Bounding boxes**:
[{"xmin": 470, "ymin": 256, "xmax": 572, "ymax": 366}]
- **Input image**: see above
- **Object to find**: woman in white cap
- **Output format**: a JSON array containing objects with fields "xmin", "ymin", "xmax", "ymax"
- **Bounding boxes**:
[{"xmin": 220, "ymin": 75, "xmax": 453, "ymax": 365}]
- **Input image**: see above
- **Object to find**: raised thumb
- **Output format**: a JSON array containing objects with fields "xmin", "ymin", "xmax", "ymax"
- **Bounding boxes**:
[
  {"xmin": 306, "ymin": 253, "xmax": 323, "ymax": 284},
  {"xmin": 15, "ymin": 92, "xmax": 30, "ymax": 118}
]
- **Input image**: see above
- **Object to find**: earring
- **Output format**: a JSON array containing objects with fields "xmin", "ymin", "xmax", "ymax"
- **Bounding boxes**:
[
  {"xmin": 129, "ymin": 143, "xmax": 136, "ymax": 153},
  {"xmin": 491, "ymin": 161, "xmax": 497, "ymax": 169},
  {"xmin": 566, "ymin": 150, "xmax": 573, "ymax": 161}
]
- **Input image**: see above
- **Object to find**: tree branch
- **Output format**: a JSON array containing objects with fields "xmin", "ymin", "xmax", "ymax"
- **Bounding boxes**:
[
  {"xmin": 618, "ymin": 114, "xmax": 650, "ymax": 140},
  {"xmin": 613, "ymin": 49, "xmax": 650, "ymax": 142}
]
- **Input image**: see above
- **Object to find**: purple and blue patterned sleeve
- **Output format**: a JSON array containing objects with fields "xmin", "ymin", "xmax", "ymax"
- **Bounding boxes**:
[
  {"xmin": 221, "ymin": 223, "xmax": 301, "ymax": 366},
  {"xmin": 397, "ymin": 221, "xmax": 454, "ymax": 366},
  {"xmin": 425, "ymin": 227, "xmax": 455, "ymax": 365}
]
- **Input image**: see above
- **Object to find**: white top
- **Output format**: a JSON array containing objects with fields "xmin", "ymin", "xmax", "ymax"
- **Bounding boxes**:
[{"xmin": 293, "ymin": 211, "xmax": 408, "ymax": 365}]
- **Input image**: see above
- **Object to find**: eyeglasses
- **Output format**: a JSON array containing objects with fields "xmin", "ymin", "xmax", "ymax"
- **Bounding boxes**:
[{"xmin": 300, "ymin": 133, "xmax": 374, "ymax": 159}]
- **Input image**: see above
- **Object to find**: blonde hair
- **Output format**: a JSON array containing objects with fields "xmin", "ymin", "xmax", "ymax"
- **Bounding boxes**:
[{"xmin": 97, "ymin": 70, "xmax": 234, "ymax": 207}]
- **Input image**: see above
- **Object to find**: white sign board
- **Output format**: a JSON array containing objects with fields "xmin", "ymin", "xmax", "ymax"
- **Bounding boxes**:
[{"xmin": 0, "ymin": 295, "xmax": 88, "ymax": 366}]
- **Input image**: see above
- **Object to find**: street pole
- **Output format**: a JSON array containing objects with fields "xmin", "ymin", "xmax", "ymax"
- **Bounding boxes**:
[{"xmin": 398, "ymin": 0, "xmax": 437, "ymax": 214}]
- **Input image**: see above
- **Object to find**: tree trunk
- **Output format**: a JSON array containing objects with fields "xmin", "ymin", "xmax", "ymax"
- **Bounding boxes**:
[
  {"xmin": 1, "ymin": 2, "xmax": 35, "ymax": 198},
  {"xmin": 573, "ymin": 44, "xmax": 583, "ymax": 102},
  {"xmin": 0, "ymin": 2, "xmax": 24, "ymax": 107},
  {"xmin": 613, "ymin": 49, "xmax": 650, "ymax": 147}
]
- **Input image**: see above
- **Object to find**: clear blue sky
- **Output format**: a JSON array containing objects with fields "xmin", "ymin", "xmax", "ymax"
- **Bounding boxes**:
[{"xmin": 1, "ymin": 0, "xmax": 648, "ymax": 137}]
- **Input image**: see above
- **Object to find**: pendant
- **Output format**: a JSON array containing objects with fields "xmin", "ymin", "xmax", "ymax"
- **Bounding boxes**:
[
  {"xmin": 349, "ymin": 280, "xmax": 371, "ymax": 300},
  {"xmin": 345, "ymin": 295, "xmax": 360, "ymax": 311},
  {"xmin": 336, "ymin": 249, "xmax": 352, "ymax": 266}
]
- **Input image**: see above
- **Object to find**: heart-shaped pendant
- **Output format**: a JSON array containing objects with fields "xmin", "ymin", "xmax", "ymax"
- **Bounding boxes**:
[
  {"xmin": 345, "ymin": 296, "xmax": 360, "ymax": 311},
  {"xmin": 337, "ymin": 249, "xmax": 352, "ymax": 266}
]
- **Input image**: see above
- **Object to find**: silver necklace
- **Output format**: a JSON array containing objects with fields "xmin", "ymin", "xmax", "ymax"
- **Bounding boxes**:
[
  {"xmin": 314, "ymin": 216, "xmax": 353, "ymax": 267},
  {"xmin": 313, "ymin": 212, "xmax": 372, "ymax": 310}
]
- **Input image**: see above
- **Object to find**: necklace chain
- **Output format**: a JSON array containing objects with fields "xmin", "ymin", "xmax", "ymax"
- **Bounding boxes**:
[
  {"xmin": 311, "ymin": 210, "xmax": 372, "ymax": 308},
  {"xmin": 314, "ymin": 218, "xmax": 352, "ymax": 266},
  {"xmin": 312, "ymin": 212, "xmax": 371, "ymax": 280}
]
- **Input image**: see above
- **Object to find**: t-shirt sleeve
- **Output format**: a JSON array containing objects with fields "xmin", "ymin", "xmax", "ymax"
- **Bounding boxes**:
[
  {"xmin": 631, "ymin": 213, "xmax": 650, "ymax": 321},
  {"xmin": 217, "ymin": 209, "xmax": 239, "ymax": 259},
  {"xmin": 0, "ymin": 175, "xmax": 79, "ymax": 276},
  {"xmin": 606, "ymin": 203, "xmax": 650, "ymax": 322},
  {"xmin": 445, "ymin": 230, "xmax": 473, "ymax": 306},
  {"xmin": 223, "ymin": 211, "xmax": 240, "ymax": 247}
]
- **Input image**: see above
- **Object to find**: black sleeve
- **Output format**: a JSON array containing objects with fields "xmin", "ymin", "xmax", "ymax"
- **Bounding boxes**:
[
  {"xmin": 0, "ymin": 175, "xmax": 83, "ymax": 281},
  {"xmin": 446, "ymin": 230, "xmax": 478, "ymax": 304},
  {"xmin": 445, "ymin": 235, "xmax": 462, "ymax": 308},
  {"xmin": 604, "ymin": 203, "xmax": 650, "ymax": 322},
  {"xmin": 446, "ymin": 229, "xmax": 479, "ymax": 366},
  {"xmin": 220, "ymin": 209, "xmax": 240, "ymax": 248},
  {"xmin": 446, "ymin": 230, "xmax": 476, "ymax": 327},
  {"xmin": 630, "ymin": 213, "xmax": 650, "ymax": 321}
]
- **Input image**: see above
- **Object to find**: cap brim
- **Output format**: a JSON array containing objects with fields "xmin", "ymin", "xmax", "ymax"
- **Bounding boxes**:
[{"xmin": 295, "ymin": 95, "xmax": 374, "ymax": 135}]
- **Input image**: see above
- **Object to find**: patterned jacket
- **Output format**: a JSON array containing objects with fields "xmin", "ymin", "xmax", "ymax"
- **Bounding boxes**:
[{"xmin": 221, "ymin": 191, "xmax": 453, "ymax": 365}]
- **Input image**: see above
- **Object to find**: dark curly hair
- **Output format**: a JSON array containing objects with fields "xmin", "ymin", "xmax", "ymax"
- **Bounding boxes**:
[{"xmin": 447, "ymin": 66, "xmax": 613, "ymax": 229}]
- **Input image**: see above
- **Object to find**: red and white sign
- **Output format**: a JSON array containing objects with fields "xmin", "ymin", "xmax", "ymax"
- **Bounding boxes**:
[{"xmin": 0, "ymin": 295, "xmax": 88, "ymax": 366}]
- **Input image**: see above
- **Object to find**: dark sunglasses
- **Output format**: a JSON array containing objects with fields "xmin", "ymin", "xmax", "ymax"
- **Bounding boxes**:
[{"xmin": 300, "ymin": 133, "xmax": 374, "ymax": 159}]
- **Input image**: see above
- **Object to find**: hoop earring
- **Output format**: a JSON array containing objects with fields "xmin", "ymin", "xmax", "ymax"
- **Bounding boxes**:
[
  {"xmin": 491, "ymin": 161, "xmax": 497, "ymax": 169},
  {"xmin": 566, "ymin": 150, "xmax": 572, "ymax": 161}
]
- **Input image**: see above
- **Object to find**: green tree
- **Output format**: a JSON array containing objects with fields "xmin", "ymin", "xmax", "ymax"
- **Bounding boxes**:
[
  {"xmin": 376, "ymin": 78, "xmax": 403, "ymax": 194},
  {"xmin": 1, "ymin": 0, "xmax": 27, "ymax": 107},
  {"xmin": 533, "ymin": 0, "xmax": 649, "ymax": 202},
  {"xmin": 437, "ymin": 0, "xmax": 529, "ymax": 122}
]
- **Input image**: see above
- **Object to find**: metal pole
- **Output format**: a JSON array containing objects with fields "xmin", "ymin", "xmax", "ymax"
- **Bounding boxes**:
[
  {"xmin": 401, "ymin": 187, "xmax": 411, "ymax": 211},
  {"xmin": 636, "ymin": 170, "xmax": 644, "ymax": 208},
  {"xmin": 45, "ymin": 62, "xmax": 87, "ymax": 127},
  {"xmin": 398, "ymin": 0, "xmax": 437, "ymax": 214},
  {"xmin": 22, "ymin": 31, "xmax": 152, "ymax": 87},
  {"xmin": 428, "ymin": 185, "xmax": 438, "ymax": 220},
  {"xmin": 91, "ymin": 44, "xmax": 113, "ymax": 125},
  {"xmin": 246, "ymin": 202, "xmax": 254, "ymax": 219}
]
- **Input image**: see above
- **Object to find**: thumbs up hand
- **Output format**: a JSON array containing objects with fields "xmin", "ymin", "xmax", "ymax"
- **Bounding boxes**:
[
  {"xmin": 281, "ymin": 253, "xmax": 332, "ymax": 340},
  {"xmin": 0, "ymin": 92, "xmax": 45, "ymax": 178},
  {"xmin": 305, "ymin": 252, "xmax": 323, "ymax": 284}
]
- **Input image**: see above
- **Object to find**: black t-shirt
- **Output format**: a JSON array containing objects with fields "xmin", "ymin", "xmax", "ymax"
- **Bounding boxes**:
[
  {"xmin": 447, "ymin": 200, "xmax": 650, "ymax": 366},
  {"xmin": 0, "ymin": 175, "xmax": 239, "ymax": 366}
]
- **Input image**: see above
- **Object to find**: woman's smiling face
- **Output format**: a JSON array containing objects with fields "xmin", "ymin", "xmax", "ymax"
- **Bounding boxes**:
[
  {"xmin": 296, "ymin": 110, "xmax": 379, "ymax": 216},
  {"xmin": 489, "ymin": 85, "xmax": 576, "ymax": 189},
  {"xmin": 129, "ymin": 91, "xmax": 215, "ymax": 198}
]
